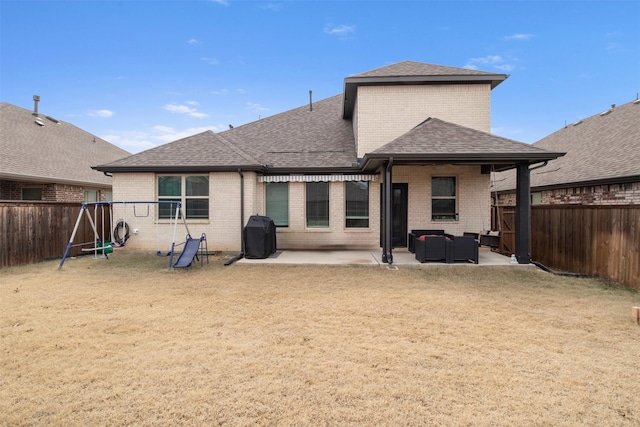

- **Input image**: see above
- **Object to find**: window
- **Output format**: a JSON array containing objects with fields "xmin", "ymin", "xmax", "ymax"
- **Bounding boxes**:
[
  {"xmin": 265, "ymin": 182, "xmax": 289, "ymax": 227},
  {"xmin": 306, "ymin": 182, "xmax": 329, "ymax": 227},
  {"xmin": 345, "ymin": 181, "xmax": 369, "ymax": 228},
  {"xmin": 432, "ymin": 177, "xmax": 457, "ymax": 220},
  {"xmin": 84, "ymin": 190, "xmax": 99, "ymax": 202},
  {"xmin": 158, "ymin": 175, "xmax": 209, "ymax": 219},
  {"xmin": 22, "ymin": 187, "xmax": 42, "ymax": 201}
]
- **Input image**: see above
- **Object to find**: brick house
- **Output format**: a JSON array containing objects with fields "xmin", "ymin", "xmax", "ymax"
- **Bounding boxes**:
[
  {"xmin": 95, "ymin": 61, "xmax": 563, "ymax": 263},
  {"xmin": 494, "ymin": 98, "xmax": 640, "ymax": 206},
  {"xmin": 0, "ymin": 99, "xmax": 130, "ymax": 202}
]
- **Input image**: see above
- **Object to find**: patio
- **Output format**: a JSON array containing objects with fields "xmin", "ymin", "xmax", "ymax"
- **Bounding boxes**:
[{"xmin": 236, "ymin": 247, "xmax": 519, "ymax": 267}]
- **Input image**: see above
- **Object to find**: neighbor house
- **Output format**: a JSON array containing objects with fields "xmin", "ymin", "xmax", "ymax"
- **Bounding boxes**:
[
  {"xmin": 494, "ymin": 98, "xmax": 640, "ymax": 205},
  {"xmin": 95, "ymin": 61, "xmax": 563, "ymax": 263},
  {"xmin": 0, "ymin": 98, "xmax": 130, "ymax": 202}
]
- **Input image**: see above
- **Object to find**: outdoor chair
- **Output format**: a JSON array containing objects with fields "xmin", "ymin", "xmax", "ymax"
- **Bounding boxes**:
[
  {"xmin": 479, "ymin": 230, "xmax": 500, "ymax": 250},
  {"xmin": 414, "ymin": 235, "xmax": 452, "ymax": 263},
  {"xmin": 450, "ymin": 235, "xmax": 479, "ymax": 264},
  {"xmin": 408, "ymin": 229, "xmax": 446, "ymax": 253}
]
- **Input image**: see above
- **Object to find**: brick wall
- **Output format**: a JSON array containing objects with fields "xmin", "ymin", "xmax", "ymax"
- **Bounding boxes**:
[
  {"xmin": 394, "ymin": 165, "xmax": 492, "ymax": 235},
  {"xmin": 354, "ymin": 84, "xmax": 491, "ymax": 157},
  {"xmin": 499, "ymin": 181, "xmax": 640, "ymax": 206},
  {"xmin": 111, "ymin": 167, "xmax": 492, "ymax": 252},
  {"xmin": 0, "ymin": 179, "xmax": 108, "ymax": 202}
]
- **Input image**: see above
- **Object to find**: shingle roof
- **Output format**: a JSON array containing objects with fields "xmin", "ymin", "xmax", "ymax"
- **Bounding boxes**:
[
  {"xmin": 494, "ymin": 99, "xmax": 640, "ymax": 192},
  {"xmin": 0, "ymin": 102, "xmax": 130, "ymax": 186},
  {"xmin": 361, "ymin": 118, "xmax": 563, "ymax": 171},
  {"xmin": 96, "ymin": 61, "xmax": 560, "ymax": 175},
  {"xmin": 350, "ymin": 60, "xmax": 503, "ymax": 78},
  {"xmin": 99, "ymin": 130, "xmax": 264, "ymax": 172},
  {"xmin": 99, "ymin": 94, "xmax": 358, "ymax": 173},
  {"xmin": 220, "ymin": 95, "xmax": 356, "ymax": 171}
]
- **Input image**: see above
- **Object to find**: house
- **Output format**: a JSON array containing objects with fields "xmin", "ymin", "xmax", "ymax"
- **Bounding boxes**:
[
  {"xmin": 494, "ymin": 99, "xmax": 640, "ymax": 205},
  {"xmin": 95, "ymin": 61, "xmax": 563, "ymax": 263},
  {"xmin": 0, "ymin": 98, "xmax": 130, "ymax": 202}
]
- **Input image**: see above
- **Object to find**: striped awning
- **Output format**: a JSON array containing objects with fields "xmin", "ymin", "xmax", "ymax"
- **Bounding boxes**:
[{"xmin": 258, "ymin": 174, "xmax": 378, "ymax": 183}]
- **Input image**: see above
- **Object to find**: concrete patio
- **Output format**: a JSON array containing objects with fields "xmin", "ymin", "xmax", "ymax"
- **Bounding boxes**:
[{"xmin": 236, "ymin": 247, "xmax": 525, "ymax": 268}]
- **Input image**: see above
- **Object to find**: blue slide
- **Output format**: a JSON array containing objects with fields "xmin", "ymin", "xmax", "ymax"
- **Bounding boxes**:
[{"xmin": 173, "ymin": 237, "xmax": 201, "ymax": 268}]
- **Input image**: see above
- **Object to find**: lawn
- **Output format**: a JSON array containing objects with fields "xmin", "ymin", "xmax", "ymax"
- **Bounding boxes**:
[{"xmin": 1, "ymin": 251, "xmax": 639, "ymax": 426}]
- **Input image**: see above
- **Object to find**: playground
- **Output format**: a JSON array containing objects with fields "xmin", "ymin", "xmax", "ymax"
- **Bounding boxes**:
[{"xmin": 2, "ymin": 252, "xmax": 639, "ymax": 426}]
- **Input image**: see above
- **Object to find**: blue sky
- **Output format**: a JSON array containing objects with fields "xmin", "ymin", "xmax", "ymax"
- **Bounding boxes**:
[{"xmin": 1, "ymin": 0, "xmax": 639, "ymax": 154}]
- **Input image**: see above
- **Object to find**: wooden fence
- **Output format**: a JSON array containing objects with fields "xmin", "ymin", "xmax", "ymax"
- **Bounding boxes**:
[
  {"xmin": 496, "ymin": 205, "xmax": 640, "ymax": 290},
  {"xmin": 0, "ymin": 201, "xmax": 105, "ymax": 268}
]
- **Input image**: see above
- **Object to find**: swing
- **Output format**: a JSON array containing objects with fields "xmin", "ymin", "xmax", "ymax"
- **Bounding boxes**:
[{"xmin": 156, "ymin": 201, "xmax": 178, "ymax": 257}]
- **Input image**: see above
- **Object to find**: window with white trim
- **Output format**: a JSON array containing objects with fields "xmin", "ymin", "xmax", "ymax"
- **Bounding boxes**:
[
  {"xmin": 306, "ymin": 182, "xmax": 329, "ymax": 228},
  {"xmin": 265, "ymin": 182, "xmax": 289, "ymax": 227},
  {"xmin": 345, "ymin": 181, "xmax": 369, "ymax": 228},
  {"xmin": 158, "ymin": 175, "xmax": 209, "ymax": 219},
  {"xmin": 431, "ymin": 176, "xmax": 457, "ymax": 220}
]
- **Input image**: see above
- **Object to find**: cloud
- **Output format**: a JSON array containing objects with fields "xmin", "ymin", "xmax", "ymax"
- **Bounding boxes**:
[
  {"xmin": 505, "ymin": 33, "xmax": 534, "ymax": 41},
  {"xmin": 88, "ymin": 109, "xmax": 114, "ymax": 118},
  {"xmin": 246, "ymin": 102, "xmax": 270, "ymax": 112},
  {"xmin": 103, "ymin": 124, "xmax": 226, "ymax": 153},
  {"xmin": 211, "ymin": 89, "xmax": 230, "ymax": 95},
  {"xmin": 187, "ymin": 38, "xmax": 199, "ymax": 45},
  {"xmin": 211, "ymin": 0, "xmax": 229, "ymax": 5},
  {"xmin": 324, "ymin": 24, "xmax": 355, "ymax": 38},
  {"xmin": 163, "ymin": 103, "xmax": 209, "ymax": 118},
  {"xmin": 201, "ymin": 57, "xmax": 219, "ymax": 65},
  {"xmin": 258, "ymin": 3, "xmax": 283, "ymax": 12},
  {"xmin": 152, "ymin": 125, "xmax": 223, "ymax": 143},
  {"xmin": 464, "ymin": 55, "xmax": 515, "ymax": 72}
]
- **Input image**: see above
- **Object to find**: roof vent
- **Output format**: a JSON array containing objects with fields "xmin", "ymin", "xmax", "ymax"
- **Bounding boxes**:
[
  {"xmin": 572, "ymin": 120, "xmax": 583, "ymax": 126},
  {"xmin": 35, "ymin": 118, "xmax": 45, "ymax": 126},
  {"xmin": 32, "ymin": 95, "xmax": 40, "ymax": 116},
  {"xmin": 45, "ymin": 115, "xmax": 60, "ymax": 124},
  {"xmin": 633, "ymin": 99, "xmax": 640, "ymax": 105},
  {"xmin": 599, "ymin": 109, "xmax": 612, "ymax": 116}
]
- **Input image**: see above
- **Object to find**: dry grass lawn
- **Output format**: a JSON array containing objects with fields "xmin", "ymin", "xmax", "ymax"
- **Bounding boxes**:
[{"xmin": 1, "ymin": 251, "xmax": 639, "ymax": 426}]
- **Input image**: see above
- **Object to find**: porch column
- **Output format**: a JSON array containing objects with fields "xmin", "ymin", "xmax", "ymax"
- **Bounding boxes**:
[
  {"xmin": 515, "ymin": 163, "xmax": 531, "ymax": 264},
  {"xmin": 381, "ymin": 158, "xmax": 393, "ymax": 264}
]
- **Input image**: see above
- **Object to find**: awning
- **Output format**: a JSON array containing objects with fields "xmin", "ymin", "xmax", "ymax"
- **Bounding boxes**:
[{"xmin": 258, "ymin": 174, "xmax": 378, "ymax": 183}]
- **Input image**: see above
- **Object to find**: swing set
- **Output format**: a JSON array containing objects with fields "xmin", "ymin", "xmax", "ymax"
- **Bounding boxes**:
[{"xmin": 58, "ymin": 200, "xmax": 197, "ymax": 270}]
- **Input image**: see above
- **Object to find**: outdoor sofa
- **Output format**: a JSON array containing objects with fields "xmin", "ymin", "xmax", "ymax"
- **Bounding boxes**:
[
  {"xmin": 408, "ymin": 229, "xmax": 447, "ymax": 253},
  {"xmin": 414, "ymin": 233, "xmax": 479, "ymax": 264}
]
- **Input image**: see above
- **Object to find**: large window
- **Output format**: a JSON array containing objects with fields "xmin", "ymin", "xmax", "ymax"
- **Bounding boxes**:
[
  {"xmin": 158, "ymin": 175, "xmax": 209, "ymax": 219},
  {"xmin": 265, "ymin": 182, "xmax": 289, "ymax": 227},
  {"xmin": 306, "ymin": 182, "xmax": 329, "ymax": 228},
  {"xmin": 345, "ymin": 181, "xmax": 369, "ymax": 228},
  {"xmin": 431, "ymin": 177, "xmax": 457, "ymax": 220}
]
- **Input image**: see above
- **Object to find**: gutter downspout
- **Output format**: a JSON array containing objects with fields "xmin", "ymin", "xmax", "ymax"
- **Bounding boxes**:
[
  {"xmin": 225, "ymin": 169, "xmax": 245, "ymax": 266},
  {"xmin": 382, "ymin": 157, "xmax": 393, "ymax": 264}
]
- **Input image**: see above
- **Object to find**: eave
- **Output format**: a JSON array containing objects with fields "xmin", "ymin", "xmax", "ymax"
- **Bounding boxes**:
[{"xmin": 360, "ymin": 152, "xmax": 565, "ymax": 173}]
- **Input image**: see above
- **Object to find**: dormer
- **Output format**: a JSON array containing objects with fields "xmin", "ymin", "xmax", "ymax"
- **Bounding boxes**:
[{"xmin": 342, "ymin": 61, "xmax": 508, "ymax": 158}]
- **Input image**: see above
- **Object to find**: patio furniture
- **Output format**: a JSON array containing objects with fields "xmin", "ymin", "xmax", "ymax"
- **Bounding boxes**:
[
  {"xmin": 414, "ymin": 235, "xmax": 452, "ymax": 263},
  {"xmin": 479, "ymin": 231, "xmax": 500, "ymax": 250},
  {"xmin": 450, "ymin": 235, "xmax": 479, "ymax": 264},
  {"xmin": 408, "ymin": 229, "xmax": 446, "ymax": 253}
]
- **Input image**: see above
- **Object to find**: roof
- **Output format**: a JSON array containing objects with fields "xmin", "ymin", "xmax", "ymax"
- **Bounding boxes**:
[
  {"xmin": 0, "ymin": 102, "xmax": 130, "ymax": 187},
  {"xmin": 361, "ymin": 118, "xmax": 564, "ymax": 172},
  {"xmin": 96, "ymin": 60, "xmax": 559, "ymax": 175},
  {"xmin": 98, "ymin": 129, "xmax": 264, "ymax": 172},
  {"xmin": 98, "ymin": 95, "xmax": 358, "ymax": 174},
  {"xmin": 494, "ymin": 99, "xmax": 640, "ymax": 192},
  {"xmin": 343, "ymin": 60, "xmax": 508, "ymax": 119}
]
